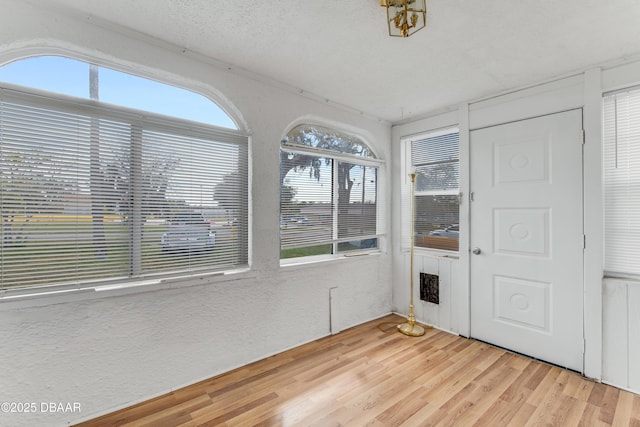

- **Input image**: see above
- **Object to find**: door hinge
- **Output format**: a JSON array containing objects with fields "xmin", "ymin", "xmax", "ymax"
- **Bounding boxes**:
[
  {"xmin": 469, "ymin": 192, "xmax": 475, "ymax": 202},
  {"xmin": 583, "ymin": 234, "xmax": 586, "ymax": 249},
  {"xmin": 581, "ymin": 129, "xmax": 585, "ymax": 145}
]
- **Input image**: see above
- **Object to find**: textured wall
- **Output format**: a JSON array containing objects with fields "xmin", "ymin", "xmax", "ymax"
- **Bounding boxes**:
[{"xmin": 0, "ymin": 2, "xmax": 392, "ymax": 426}]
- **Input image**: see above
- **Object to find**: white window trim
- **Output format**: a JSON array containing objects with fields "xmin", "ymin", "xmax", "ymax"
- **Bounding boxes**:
[{"xmin": 280, "ymin": 143, "xmax": 384, "ymax": 166}]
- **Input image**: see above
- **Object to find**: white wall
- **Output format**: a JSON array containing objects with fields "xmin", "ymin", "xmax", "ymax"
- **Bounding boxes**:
[
  {"xmin": 0, "ymin": 2, "xmax": 392, "ymax": 426},
  {"xmin": 391, "ymin": 54, "xmax": 640, "ymax": 392},
  {"xmin": 603, "ymin": 278, "xmax": 640, "ymax": 393}
]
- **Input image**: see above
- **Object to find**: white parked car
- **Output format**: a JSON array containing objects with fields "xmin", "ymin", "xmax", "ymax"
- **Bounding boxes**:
[
  {"xmin": 428, "ymin": 224, "xmax": 459, "ymax": 239},
  {"xmin": 161, "ymin": 212, "xmax": 216, "ymax": 252}
]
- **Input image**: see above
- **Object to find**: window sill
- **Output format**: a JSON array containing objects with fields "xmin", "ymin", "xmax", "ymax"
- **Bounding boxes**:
[
  {"xmin": 279, "ymin": 250, "xmax": 382, "ymax": 270},
  {"xmin": 0, "ymin": 267, "xmax": 254, "ymax": 311},
  {"xmin": 402, "ymin": 246, "xmax": 459, "ymax": 260}
]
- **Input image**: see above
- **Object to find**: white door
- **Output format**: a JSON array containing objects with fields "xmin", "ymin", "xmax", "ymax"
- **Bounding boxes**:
[{"xmin": 470, "ymin": 110, "xmax": 584, "ymax": 371}]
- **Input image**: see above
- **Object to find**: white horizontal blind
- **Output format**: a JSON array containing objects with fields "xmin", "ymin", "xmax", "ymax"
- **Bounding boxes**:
[
  {"xmin": 0, "ymin": 96, "xmax": 132, "ymax": 288},
  {"xmin": 411, "ymin": 129, "xmax": 459, "ymax": 251},
  {"xmin": 280, "ymin": 153, "xmax": 334, "ymax": 257},
  {"xmin": 0, "ymin": 87, "xmax": 248, "ymax": 290},
  {"xmin": 603, "ymin": 88, "xmax": 640, "ymax": 277},
  {"xmin": 140, "ymin": 128, "xmax": 248, "ymax": 274},
  {"xmin": 338, "ymin": 162, "xmax": 377, "ymax": 249}
]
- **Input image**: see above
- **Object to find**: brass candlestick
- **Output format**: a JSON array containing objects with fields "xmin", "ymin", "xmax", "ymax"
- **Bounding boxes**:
[{"xmin": 398, "ymin": 173, "xmax": 426, "ymax": 337}]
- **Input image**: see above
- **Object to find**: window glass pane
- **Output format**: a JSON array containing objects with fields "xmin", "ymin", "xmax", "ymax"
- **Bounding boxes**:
[
  {"xmin": 410, "ymin": 129, "xmax": 459, "ymax": 252},
  {"xmin": 0, "ymin": 100, "xmax": 131, "ymax": 288},
  {"xmin": 0, "ymin": 56, "xmax": 89, "ymax": 98},
  {"xmin": 0, "ymin": 85, "xmax": 248, "ymax": 290},
  {"xmin": 140, "ymin": 130, "xmax": 248, "ymax": 274},
  {"xmin": 99, "ymin": 67, "xmax": 236, "ymax": 128},
  {"xmin": 338, "ymin": 238, "xmax": 378, "ymax": 253},
  {"xmin": 414, "ymin": 195, "xmax": 459, "ymax": 251},
  {"xmin": 0, "ymin": 56, "xmax": 237, "ymax": 129},
  {"xmin": 280, "ymin": 125, "xmax": 380, "ymax": 260},
  {"xmin": 415, "ymin": 163, "xmax": 459, "ymax": 192},
  {"xmin": 337, "ymin": 163, "xmax": 377, "ymax": 251},
  {"xmin": 281, "ymin": 244, "xmax": 332, "ymax": 259},
  {"xmin": 285, "ymin": 124, "xmax": 376, "ymax": 158},
  {"xmin": 280, "ymin": 153, "xmax": 333, "ymax": 258},
  {"xmin": 603, "ymin": 88, "xmax": 640, "ymax": 276},
  {"xmin": 411, "ymin": 132, "xmax": 459, "ymax": 165}
]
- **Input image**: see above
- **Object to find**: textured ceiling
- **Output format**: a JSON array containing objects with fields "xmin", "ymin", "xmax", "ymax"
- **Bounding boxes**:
[{"xmin": 32, "ymin": 0, "xmax": 640, "ymax": 123}]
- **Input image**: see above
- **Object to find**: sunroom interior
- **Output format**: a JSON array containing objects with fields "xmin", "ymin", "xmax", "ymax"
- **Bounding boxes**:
[{"xmin": 1, "ymin": 1, "xmax": 640, "ymax": 425}]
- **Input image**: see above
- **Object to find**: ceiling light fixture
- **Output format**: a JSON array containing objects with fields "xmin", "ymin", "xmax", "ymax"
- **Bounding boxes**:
[{"xmin": 379, "ymin": 0, "xmax": 427, "ymax": 38}]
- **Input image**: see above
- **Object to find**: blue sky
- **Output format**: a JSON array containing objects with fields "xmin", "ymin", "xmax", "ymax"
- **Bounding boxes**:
[{"xmin": 0, "ymin": 55, "xmax": 236, "ymax": 129}]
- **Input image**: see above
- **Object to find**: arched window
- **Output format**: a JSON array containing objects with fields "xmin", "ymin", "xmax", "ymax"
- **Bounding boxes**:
[
  {"xmin": 0, "ymin": 56, "xmax": 237, "ymax": 128},
  {"xmin": 280, "ymin": 124, "xmax": 381, "ymax": 261},
  {"xmin": 0, "ymin": 55, "xmax": 248, "ymax": 291}
]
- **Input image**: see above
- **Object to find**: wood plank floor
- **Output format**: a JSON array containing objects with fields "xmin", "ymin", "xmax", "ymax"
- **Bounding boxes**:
[{"xmin": 75, "ymin": 314, "xmax": 640, "ymax": 427}]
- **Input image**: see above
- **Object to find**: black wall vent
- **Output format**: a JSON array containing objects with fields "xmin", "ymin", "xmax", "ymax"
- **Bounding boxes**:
[{"xmin": 420, "ymin": 273, "xmax": 439, "ymax": 304}]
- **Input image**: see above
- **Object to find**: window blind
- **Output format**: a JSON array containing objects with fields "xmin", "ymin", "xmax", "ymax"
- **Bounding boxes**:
[
  {"xmin": 338, "ymin": 162, "xmax": 377, "ymax": 242},
  {"xmin": 280, "ymin": 154, "xmax": 334, "ymax": 255},
  {"xmin": 410, "ymin": 129, "xmax": 460, "ymax": 251},
  {"xmin": 603, "ymin": 88, "xmax": 640, "ymax": 277},
  {"xmin": 0, "ymin": 87, "xmax": 248, "ymax": 290}
]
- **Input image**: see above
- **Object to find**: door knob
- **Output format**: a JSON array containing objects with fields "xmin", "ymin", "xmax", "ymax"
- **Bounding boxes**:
[{"xmin": 472, "ymin": 247, "xmax": 482, "ymax": 255}]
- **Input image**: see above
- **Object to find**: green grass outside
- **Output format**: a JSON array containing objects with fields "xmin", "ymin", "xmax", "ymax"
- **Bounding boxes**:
[
  {"xmin": 1, "ymin": 221, "xmax": 243, "ymax": 288},
  {"xmin": 280, "ymin": 244, "xmax": 332, "ymax": 259}
]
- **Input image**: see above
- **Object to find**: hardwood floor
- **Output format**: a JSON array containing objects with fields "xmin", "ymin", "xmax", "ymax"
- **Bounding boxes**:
[{"xmin": 75, "ymin": 314, "xmax": 640, "ymax": 427}]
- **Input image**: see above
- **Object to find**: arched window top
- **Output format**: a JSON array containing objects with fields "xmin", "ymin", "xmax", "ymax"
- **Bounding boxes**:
[
  {"xmin": 0, "ymin": 55, "xmax": 237, "ymax": 129},
  {"xmin": 282, "ymin": 124, "xmax": 377, "ymax": 159}
]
